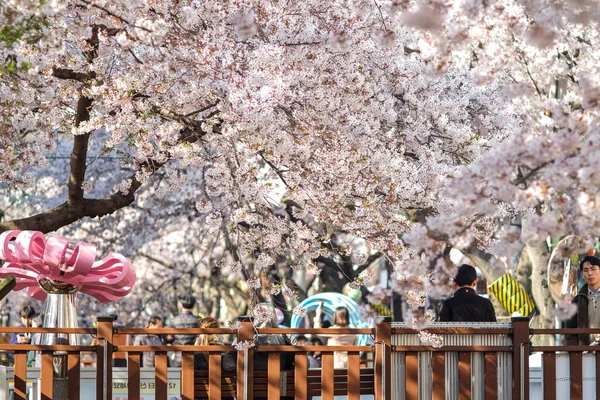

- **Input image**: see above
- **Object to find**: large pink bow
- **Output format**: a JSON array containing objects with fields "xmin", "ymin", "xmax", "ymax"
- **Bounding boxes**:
[{"xmin": 0, "ymin": 230, "xmax": 136, "ymax": 303}]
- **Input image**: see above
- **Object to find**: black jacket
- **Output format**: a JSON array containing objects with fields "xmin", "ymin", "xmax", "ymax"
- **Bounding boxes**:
[
  {"xmin": 565, "ymin": 284, "xmax": 593, "ymax": 345},
  {"xmin": 438, "ymin": 287, "xmax": 497, "ymax": 322},
  {"xmin": 170, "ymin": 310, "xmax": 201, "ymax": 345}
]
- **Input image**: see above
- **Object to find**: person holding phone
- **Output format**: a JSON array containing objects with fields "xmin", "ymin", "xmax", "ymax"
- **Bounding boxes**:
[{"xmin": 10, "ymin": 305, "xmax": 35, "ymax": 344}]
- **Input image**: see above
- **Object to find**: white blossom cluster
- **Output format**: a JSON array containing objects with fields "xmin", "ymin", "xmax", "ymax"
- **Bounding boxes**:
[{"xmin": 252, "ymin": 303, "xmax": 275, "ymax": 326}]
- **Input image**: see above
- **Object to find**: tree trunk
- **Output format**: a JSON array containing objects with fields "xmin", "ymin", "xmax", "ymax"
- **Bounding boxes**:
[{"xmin": 527, "ymin": 241, "xmax": 556, "ymax": 345}]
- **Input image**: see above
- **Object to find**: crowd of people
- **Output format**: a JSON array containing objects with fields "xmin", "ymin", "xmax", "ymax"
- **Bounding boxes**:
[
  {"xmin": 0, "ymin": 292, "xmax": 358, "ymax": 371},
  {"xmin": 16, "ymin": 259, "xmax": 600, "ymax": 371},
  {"xmin": 123, "ymin": 297, "xmax": 351, "ymax": 372}
]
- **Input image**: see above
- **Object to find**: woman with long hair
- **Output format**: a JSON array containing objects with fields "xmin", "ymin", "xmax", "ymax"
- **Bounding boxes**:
[
  {"xmin": 194, "ymin": 317, "xmax": 223, "ymax": 369},
  {"xmin": 316, "ymin": 306, "xmax": 357, "ymax": 368}
]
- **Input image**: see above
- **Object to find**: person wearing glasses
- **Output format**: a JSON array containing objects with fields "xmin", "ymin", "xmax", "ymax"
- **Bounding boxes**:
[{"xmin": 566, "ymin": 255, "xmax": 600, "ymax": 345}]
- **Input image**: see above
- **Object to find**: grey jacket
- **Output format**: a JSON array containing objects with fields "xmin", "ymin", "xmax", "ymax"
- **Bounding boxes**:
[{"xmin": 133, "ymin": 333, "xmax": 164, "ymax": 367}]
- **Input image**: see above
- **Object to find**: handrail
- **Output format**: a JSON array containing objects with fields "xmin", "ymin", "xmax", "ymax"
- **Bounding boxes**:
[
  {"xmin": 254, "ymin": 345, "xmax": 372, "ymax": 352},
  {"xmin": 117, "ymin": 327, "xmax": 235, "ymax": 334},
  {"xmin": 3, "ymin": 325, "xmax": 599, "ymax": 337},
  {"xmin": 393, "ymin": 327, "xmax": 513, "ymax": 334},
  {"xmin": 530, "ymin": 327, "xmax": 600, "ymax": 334},
  {"xmin": 257, "ymin": 327, "xmax": 374, "ymax": 334},
  {"xmin": 0, "ymin": 344, "xmax": 95, "ymax": 351},
  {"xmin": 118, "ymin": 345, "xmax": 234, "ymax": 352},
  {"xmin": 532, "ymin": 345, "xmax": 600, "ymax": 351},
  {"xmin": 0, "ymin": 327, "xmax": 95, "ymax": 334},
  {"xmin": 392, "ymin": 345, "xmax": 512, "ymax": 352}
]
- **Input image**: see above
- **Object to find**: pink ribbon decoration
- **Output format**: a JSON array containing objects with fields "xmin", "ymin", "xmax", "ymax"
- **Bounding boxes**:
[{"xmin": 0, "ymin": 230, "xmax": 136, "ymax": 303}]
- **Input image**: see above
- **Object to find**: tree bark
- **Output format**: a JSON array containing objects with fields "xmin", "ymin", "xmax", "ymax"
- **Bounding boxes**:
[
  {"xmin": 527, "ymin": 241, "xmax": 556, "ymax": 345},
  {"xmin": 68, "ymin": 96, "xmax": 94, "ymax": 205}
]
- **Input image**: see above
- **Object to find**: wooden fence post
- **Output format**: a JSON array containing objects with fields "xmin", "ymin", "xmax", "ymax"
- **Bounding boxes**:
[
  {"xmin": 96, "ymin": 316, "xmax": 114, "ymax": 400},
  {"xmin": 375, "ymin": 316, "xmax": 392, "ymax": 400},
  {"xmin": 236, "ymin": 316, "xmax": 254, "ymax": 400},
  {"xmin": 512, "ymin": 316, "xmax": 530, "ymax": 400}
]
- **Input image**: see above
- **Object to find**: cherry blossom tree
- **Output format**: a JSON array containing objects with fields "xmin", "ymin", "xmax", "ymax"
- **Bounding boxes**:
[
  {"xmin": 398, "ymin": 0, "xmax": 600, "ymax": 339},
  {"xmin": 2, "ymin": 1, "xmax": 599, "ymax": 334}
]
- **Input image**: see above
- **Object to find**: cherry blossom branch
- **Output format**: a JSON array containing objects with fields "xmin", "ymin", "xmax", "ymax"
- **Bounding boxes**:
[
  {"xmin": 136, "ymin": 252, "xmax": 175, "ymax": 269},
  {"xmin": 78, "ymin": 0, "xmax": 152, "ymax": 32},
  {"xmin": 0, "ymin": 125, "xmax": 206, "ymax": 234},
  {"xmin": 258, "ymin": 151, "xmax": 291, "ymax": 189},
  {"xmin": 372, "ymin": 0, "xmax": 388, "ymax": 31},
  {"xmin": 512, "ymin": 161, "xmax": 550, "ymax": 187},
  {"xmin": 128, "ymin": 48, "xmax": 144, "ymax": 64}
]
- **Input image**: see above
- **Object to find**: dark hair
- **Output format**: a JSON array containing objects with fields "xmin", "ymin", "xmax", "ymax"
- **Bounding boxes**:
[
  {"xmin": 295, "ymin": 335, "xmax": 308, "ymax": 343},
  {"xmin": 178, "ymin": 293, "xmax": 196, "ymax": 309},
  {"xmin": 310, "ymin": 336, "xmax": 323, "ymax": 345},
  {"xmin": 31, "ymin": 314, "xmax": 43, "ymax": 327},
  {"xmin": 148, "ymin": 315, "xmax": 163, "ymax": 326},
  {"xmin": 580, "ymin": 255, "xmax": 600, "ymax": 269},
  {"xmin": 333, "ymin": 307, "xmax": 350, "ymax": 327},
  {"xmin": 19, "ymin": 305, "xmax": 35, "ymax": 319},
  {"xmin": 454, "ymin": 264, "xmax": 478, "ymax": 287}
]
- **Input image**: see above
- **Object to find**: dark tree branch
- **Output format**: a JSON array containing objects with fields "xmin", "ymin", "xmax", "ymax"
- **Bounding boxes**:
[
  {"xmin": 0, "ymin": 127, "xmax": 206, "ymax": 234},
  {"xmin": 51, "ymin": 67, "xmax": 96, "ymax": 82},
  {"xmin": 68, "ymin": 27, "xmax": 100, "ymax": 206},
  {"xmin": 128, "ymin": 48, "xmax": 144, "ymax": 64},
  {"xmin": 258, "ymin": 151, "xmax": 291, "ymax": 189},
  {"xmin": 512, "ymin": 161, "xmax": 549, "ymax": 187},
  {"xmin": 67, "ymin": 96, "xmax": 94, "ymax": 205},
  {"xmin": 136, "ymin": 252, "xmax": 175, "ymax": 269}
]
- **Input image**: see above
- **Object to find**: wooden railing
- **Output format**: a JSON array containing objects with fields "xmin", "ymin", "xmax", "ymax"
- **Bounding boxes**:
[
  {"xmin": 0, "ymin": 316, "xmax": 391, "ymax": 400},
  {"xmin": 390, "ymin": 317, "xmax": 600, "ymax": 400},
  {"xmin": 3, "ymin": 316, "xmax": 600, "ymax": 400},
  {"xmin": 0, "ymin": 326, "xmax": 95, "ymax": 400},
  {"xmin": 528, "ymin": 327, "xmax": 600, "ymax": 400}
]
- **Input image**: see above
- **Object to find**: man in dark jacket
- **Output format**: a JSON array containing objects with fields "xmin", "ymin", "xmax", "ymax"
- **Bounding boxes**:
[
  {"xmin": 438, "ymin": 264, "xmax": 497, "ymax": 322},
  {"xmin": 566, "ymin": 255, "xmax": 600, "ymax": 345},
  {"xmin": 169, "ymin": 293, "xmax": 201, "ymax": 367}
]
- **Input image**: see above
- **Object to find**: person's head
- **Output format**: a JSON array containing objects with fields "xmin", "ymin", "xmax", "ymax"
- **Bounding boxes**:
[
  {"xmin": 333, "ymin": 307, "xmax": 350, "ymax": 327},
  {"xmin": 454, "ymin": 264, "xmax": 478, "ymax": 288},
  {"xmin": 580, "ymin": 255, "xmax": 600, "ymax": 291},
  {"xmin": 295, "ymin": 335, "xmax": 309, "ymax": 346},
  {"xmin": 195, "ymin": 317, "xmax": 220, "ymax": 349},
  {"xmin": 148, "ymin": 315, "xmax": 163, "ymax": 329},
  {"xmin": 198, "ymin": 317, "xmax": 219, "ymax": 329},
  {"xmin": 178, "ymin": 293, "xmax": 197, "ymax": 310},
  {"xmin": 19, "ymin": 305, "xmax": 35, "ymax": 327},
  {"xmin": 309, "ymin": 336, "xmax": 323, "ymax": 357},
  {"xmin": 31, "ymin": 314, "xmax": 43, "ymax": 328}
]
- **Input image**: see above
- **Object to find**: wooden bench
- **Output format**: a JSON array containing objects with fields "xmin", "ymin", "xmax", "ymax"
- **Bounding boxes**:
[{"xmin": 194, "ymin": 368, "xmax": 376, "ymax": 398}]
